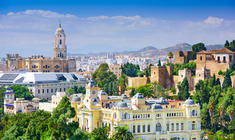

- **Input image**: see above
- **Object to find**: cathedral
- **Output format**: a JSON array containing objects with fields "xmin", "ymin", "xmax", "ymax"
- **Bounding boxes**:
[{"xmin": 5, "ymin": 24, "xmax": 76, "ymax": 72}]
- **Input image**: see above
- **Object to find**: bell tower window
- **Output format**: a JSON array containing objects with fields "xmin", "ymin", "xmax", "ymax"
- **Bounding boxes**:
[{"xmin": 59, "ymin": 39, "xmax": 62, "ymax": 45}]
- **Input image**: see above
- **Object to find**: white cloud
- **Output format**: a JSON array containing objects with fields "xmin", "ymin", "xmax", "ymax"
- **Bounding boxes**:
[
  {"xmin": 0, "ymin": 10, "xmax": 235, "ymax": 57},
  {"xmin": 7, "ymin": 10, "xmax": 76, "ymax": 18},
  {"xmin": 204, "ymin": 16, "xmax": 224, "ymax": 24}
]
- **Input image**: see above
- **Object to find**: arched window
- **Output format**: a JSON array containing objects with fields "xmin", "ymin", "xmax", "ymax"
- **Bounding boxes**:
[
  {"xmin": 192, "ymin": 110, "xmax": 196, "ymax": 116},
  {"xmin": 59, "ymin": 39, "xmax": 62, "ymax": 45},
  {"xmin": 156, "ymin": 123, "xmax": 162, "ymax": 132}
]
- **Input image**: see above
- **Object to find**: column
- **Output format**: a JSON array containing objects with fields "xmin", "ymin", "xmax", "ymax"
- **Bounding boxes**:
[{"xmin": 89, "ymin": 114, "xmax": 93, "ymax": 132}]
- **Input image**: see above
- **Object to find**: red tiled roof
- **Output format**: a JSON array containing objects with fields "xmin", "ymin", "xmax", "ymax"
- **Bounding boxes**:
[{"xmin": 198, "ymin": 48, "xmax": 235, "ymax": 54}]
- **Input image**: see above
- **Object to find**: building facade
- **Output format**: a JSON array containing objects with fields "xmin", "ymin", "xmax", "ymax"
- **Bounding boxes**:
[
  {"xmin": 0, "ymin": 72, "xmax": 86, "ymax": 100},
  {"xmin": 5, "ymin": 24, "xmax": 76, "ymax": 72},
  {"xmin": 196, "ymin": 48, "xmax": 235, "ymax": 77},
  {"xmin": 71, "ymin": 80, "xmax": 201, "ymax": 140},
  {"xmin": 174, "ymin": 51, "xmax": 194, "ymax": 64},
  {"xmin": 4, "ymin": 88, "xmax": 40, "ymax": 114}
]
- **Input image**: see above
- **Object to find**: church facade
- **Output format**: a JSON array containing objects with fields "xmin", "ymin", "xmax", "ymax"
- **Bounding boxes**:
[{"xmin": 5, "ymin": 24, "xmax": 76, "ymax": 72}]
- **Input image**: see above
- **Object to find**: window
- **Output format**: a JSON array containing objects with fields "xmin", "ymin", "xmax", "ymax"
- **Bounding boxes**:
[
  {"xmin": 229, "ymin": 55, "xmax": 232, "ymax": 62},
  {"xmin": 142, "ymin": 125, "xmax": 145, "ymax": 133},
  {"xmin": 38, "ymin": 89, "xmax": 40, "ymax": 94},
  {"xmin": 200, "ymin": 56, "xmax": 202, "ymax": 60},
  {"xmin": 42, "ymin": 89, "xmax": 44, "ymax": 93},
  {"xmin": 192, "ymin": 138, "xmax": 196, "ymax": 140},
  {"xmin": 166, "ymin": 123, "xmax": 169, "ymax": 131},
  {"xmin": 181, "ymin": 123, "xmax": 184, "ymax": 130},
  {"xmin": 47, "ymin": 89, "xmax": 49, "ymax": 93},
  {"xmin": 217, "ymin": 56, "xmax": 220, "ymax": 63},
  {"xmin": 223, "ymin": 56, "xmax": 226, "ymax": 63},
  {"xmin": 176, "ymin": 123, "xmax": 179, "ymax": 131},
  {"xmin": 147, "ymin": 124, "xmax": 151, "ymax": 132},
  {"xmin": 137, "ymin": 125, "xmax": 140, "ymax": 133},
  {"xmin": 192, "ymin": 110, "xmax": 197, "ymax": 116},
  {"xmin": 51, "ymin": 89, "xmax": 53, "ymax": 93},
  {"xmin": 59, "ymin": 39, "xmax": 62, "ymax": 45},
  {"xmin": 171, "ymin": 123, "xmax": 174, "ymax": 131},
  {"xmin": 192, "ymin": 121, "xmax": 196, "ymax": 130},
  {"xmin": 133, "ymin": 125, "xmax": 135, "ymax": 133},
  {"xmin": 156, "ymin": 123, "xmax": 161, "ymax": 132}
]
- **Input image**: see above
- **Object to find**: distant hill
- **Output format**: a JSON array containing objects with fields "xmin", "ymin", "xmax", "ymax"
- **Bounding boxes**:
[{"xmin": 68, "ymin": 43, "xmax": 224, "ymax": 57}]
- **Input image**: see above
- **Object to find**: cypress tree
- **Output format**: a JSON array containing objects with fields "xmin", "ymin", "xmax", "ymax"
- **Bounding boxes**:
[{"xmin": 222, "ymin": 69, "xmax": 232, "ymax": 90}]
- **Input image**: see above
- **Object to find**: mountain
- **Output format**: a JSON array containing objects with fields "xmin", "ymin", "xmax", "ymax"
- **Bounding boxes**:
[{"xmin": 68, "ymin": 43, "xmax": 224, "ymax": 57}]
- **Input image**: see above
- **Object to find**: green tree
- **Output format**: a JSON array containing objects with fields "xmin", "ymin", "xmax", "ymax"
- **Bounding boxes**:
[
  {"xmin": 157, "ymin": 59, "xmax": 161, "ymax": 66},
  {"xmin": 89, "ymin": 126, "xmax": 110, "ymax": 140},
  {"xmin": 224, "ymin": 40, "xmax": 230, "ymax": 48},
  {"xmin": 93, "ymin": 63, "xmax": 118, "ymax": 95},
  {"xmin": 9, "ymin": 85, "xmax": 34, "ymax": 100},
  {"xmin": 121, "ymin": 62, "xmax": 140, "ymax": 77},
  {"xmin": 118, "ymin": 74, "xmax": 128, "ymax": 94},
  {"xmin": 201, "ymin": 103, "xmax": 211, "ymax": 129},
  {"xmin": 49, "ymin": 96, "xmax": 76, "ymax": 139},
  {"xmin": 222, "ymin": 69, "xmax": 232, "ymax": 90},
  {"xmin": 112, "ymin": 126, "xmax": 133, "ymax": 140},
  {"xmin": 225, "ymin": 40, "xmax": 235, "ymax": 51},
  {"xmin": 177, "ymin": 78, "xmax": 190, "ymax": 100},
  {"xmin": 66, "ymin": 86, "xmax": 86, "ymax": 95},
  {"xmin": 192, "ymin": 42, "xmax": 207, "ymax": 59},
  {"xmin": 168, "ymin": 51, "xmax": 173, "ymax": 60}
]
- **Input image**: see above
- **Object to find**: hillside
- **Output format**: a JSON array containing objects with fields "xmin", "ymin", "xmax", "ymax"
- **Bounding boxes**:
[{"xmin": 69, "ymin": 43, "xmax": 224, "ymax": 57}]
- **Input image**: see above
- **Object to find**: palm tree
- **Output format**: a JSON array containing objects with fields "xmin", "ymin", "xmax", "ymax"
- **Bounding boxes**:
[{"xmin": 112, "ymin": 126, "xmax": 133, "ymax": 140}]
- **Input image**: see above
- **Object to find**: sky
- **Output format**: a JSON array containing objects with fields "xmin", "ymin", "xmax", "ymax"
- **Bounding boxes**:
[{"xmin": 0, "ymin": 0, "xmax": 235, "ymax": 57}]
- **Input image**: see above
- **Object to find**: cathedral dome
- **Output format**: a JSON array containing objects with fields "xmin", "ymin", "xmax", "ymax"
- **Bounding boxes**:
[
  {"xmin": 184, "ymin": 98, "xmax": 195, "ymax": 106},
  {"xmin": 151, "ymin": 103, "xmax": 163, "ymax": 110},
  {"xmin": 116, "ymin": 101, "xmax": 128, "ymax": 108}
]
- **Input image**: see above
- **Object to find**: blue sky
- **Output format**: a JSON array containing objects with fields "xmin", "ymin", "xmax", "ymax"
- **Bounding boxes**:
[{"xmin": 0, "ymin": 0, "xmax": 235, "ymax": 56}]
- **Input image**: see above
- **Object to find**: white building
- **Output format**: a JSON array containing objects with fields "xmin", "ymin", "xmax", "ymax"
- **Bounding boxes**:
[{"xmin": 0, "ymin": 72, "xmax": 87, "ymax": 99}]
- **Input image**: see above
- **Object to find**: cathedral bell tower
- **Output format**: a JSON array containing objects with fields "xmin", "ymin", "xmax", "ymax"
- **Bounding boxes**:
[{"xmin": 53, "ymin": 23, "xmax": 67, "ymax": 59}]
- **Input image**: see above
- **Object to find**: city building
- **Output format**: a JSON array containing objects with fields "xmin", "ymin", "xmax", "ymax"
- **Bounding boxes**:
[
  {"xmin": 150, "ymin": 65, "xmax": 174, "ymax": 89},
  {"xmin": 5, "ymin": 24, "xmax": 76, "ymax": 72},
  {"xmin": 196, "ymin": 48, "xmax": 235, "ymax": 77},
  {"xmin": 39, "ymin": 92, "xmax": 66, "ymax": 112},
  {"xmin": 0, "ymin": 72, "xmax": 87, "ymax": 100},
  {"xmin": 174, "ymin": 51, "xmax": 194, "ymax": 64},
  {"xmin": 4, "ymin": 88, "xmax": 40, "ymax": 114},
  {"xmin": 71, "ymin": 80, "xmax": 201, "ymax": 140}
]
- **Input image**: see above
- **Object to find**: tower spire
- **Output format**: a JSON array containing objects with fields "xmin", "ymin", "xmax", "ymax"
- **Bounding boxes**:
[{"xmin": 58, "ymin": 20, "xmax": 61, "ymax": 28}]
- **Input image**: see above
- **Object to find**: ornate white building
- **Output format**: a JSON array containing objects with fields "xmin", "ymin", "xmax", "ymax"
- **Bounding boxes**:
[{"xmin": 71, "ymin": 80, "xmax": 202, "ymax": 140}]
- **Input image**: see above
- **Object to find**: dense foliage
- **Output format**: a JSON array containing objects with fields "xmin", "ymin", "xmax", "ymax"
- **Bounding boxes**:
[
  {"xmin": 121, "ymin": 62, "xmax": 140, "ymax": 77},
  {"xmin": 192, "ymin": 42, "xmax": 207, "ymax": 59},
  {"xmin": 166, "ymin": 61, "xmax": 196, "ymax": 76},
  {"xmin": 0, "ymin": 96, "xmax": 82, "ymax": 139},
  {"xmin": 66, "ymin": 86, "xmax": 86, "ymax": 95},
  {"xmin": 93, "ymin": 63, "xmax": 119, "ymax": 95},
  {"xmin": 224, "ymin": 40, "xmax": 235, "ymax": 51},
  {"xmin": 9, "ymin": 85, "xmax": 34, "ymax": 100},
  {"xmin": 193, "ymin": 74, "xmax": 235, "ymax": 138}
]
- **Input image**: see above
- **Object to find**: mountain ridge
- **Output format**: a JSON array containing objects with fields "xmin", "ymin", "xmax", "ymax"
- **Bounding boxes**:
[{"xmin": 68, "ymin": 43, "xmax": 224, "ymax": 57}]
